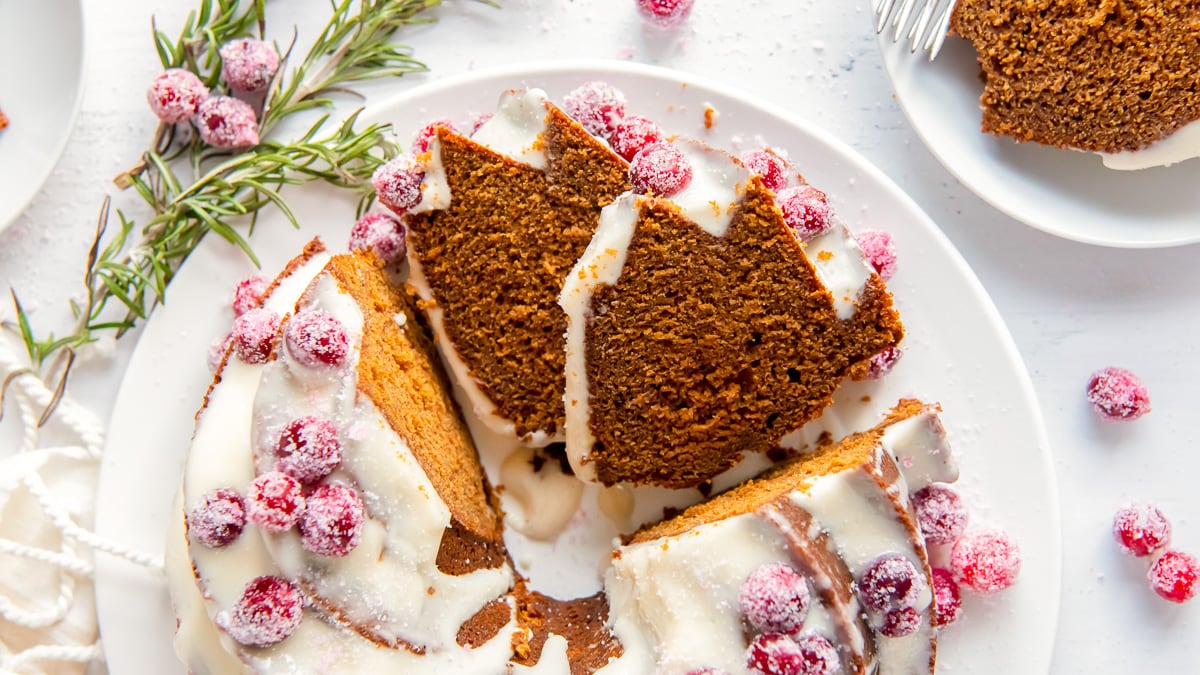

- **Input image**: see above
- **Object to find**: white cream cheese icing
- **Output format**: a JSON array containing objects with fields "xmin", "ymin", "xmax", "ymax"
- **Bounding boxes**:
[
  {"xmin": 471, "ymin": 88, "xmax": 552, "ymax": 170},
  {"xmin": 499, "ymin": 446, "xmax": 584, "ymax": 541},
  {"xmin": 1100, "ymin": 118, "xmax": 1200, "ymax": 170},
  {"xmin": 806, "ymin": 216, "xmax": 875, "ymax": 321}
]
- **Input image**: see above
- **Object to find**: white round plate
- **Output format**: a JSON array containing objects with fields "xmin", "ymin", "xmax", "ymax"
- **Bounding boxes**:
[
  {"xmin": 0, "ymin": 0, "xmax": 87, "ymax": 231},
  {"xmin": 94, "ymin": 61, "xmax": 1061, "ymax": 674},
  {"xmin": 880, "ymin": 32, "xmax": 1200, "ymax": 248}
]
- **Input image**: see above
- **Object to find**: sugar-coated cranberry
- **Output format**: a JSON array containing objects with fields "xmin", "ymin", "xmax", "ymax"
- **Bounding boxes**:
[
  {"xmin": 776, "ymin": 185, "xmax": 832, "ymax": 240},
  {"xmin": 219, "ymin": 38, "xmax": 279, "ymax": 93},
  {"xmin": 299, "ymin": 482, "xmax": 366, "ymax": 557},
  {"xmin": 740, "ymin": 149, "xmax": 790, "ymax": 193},
  {"xmin": 913, "ymin": 484, "xmax": 969, "ymax": 546},
  {"xmin": 1148, "ymin": 550, "xmax": 1199, "ymax": 603},
  {"xmin": 951, "ymin": 529, "xmax": 1021, "ymax": 594},
  {"xmin": 856, "ymin": 553, "xmax": 926, "ymax": 612},
  {"xmin": 855, "ymin": 229, "xmax": 897, "ymax": 280},
  {"xmin": 930, "ymin": 567, "xmax": 962, "ymax": 627},
  {"xmin": 636, "ymin": 0, "xmax": 696, "ymax": 28},
  {"xmin": 746, "ymin": 633, "xmax": 804, "ymax": 675},
  {"xmin": 224, "ymin": 575, "xmax": 303, "ymax": 647},
  {"xmin": 1086, "ymin": 367, "xmax": 1150, "ymax": 421},
  {"xmin": 563, "ymin": 81, "xmax": 627, "ymax": 137},
  {"xmin": 881, "ymin": 606, "xmax": 921, "ymax": 637},
  {"xmin": 629, "ymin": 142, "xmax": 692, "ymax": 197},
  {"xmin": 1113, "ymin": 503, "xmax": 1171, "ymax": 557},
  {"xmin": 231, "ymin": 307, "xmax": 281, "ymax": 364},
  {"xmin": 411, "ymin": 119, "xmax": 459, "ymax": 155},
  {"xmin": 609, "ymin": 115, "xmax": 664, "ymax": 162},
  {"xmin": 188, "ymin": 488, "xmax": 246, "ymax": 548},
  {"xmin": 147, "ymin": 69, "xmax": 209, "ymax": 124},
  {"xmin": 194, "ymin": 96, "xmax": 260, "ymax": 149},
  {"xmin": 232, "ymin": 275, "xmax": 270, "ymax": 316},
  {"xmin": 371, "ymin": 154, "xmax": 426, "ymax": 215},
  {"xmin": 246, "ymin": 471, "xmax": 305, "ymax": 533},
  {"xmin": 793, "ymin": 634, "xmax": 840, "ymax": 675},
  {"xmin": 469, "ymin": 112, "xmax": 494, "ymax": 135},
  {"xmin": 348, "ymin": 212, "xmax": 407, "ymax": 265},
  {"xmin": 275, "ymin": 416, "xmax": 342, "ymax": 485},
  {"xmin": 285, "ymin": 309, "xmax": 349, "ymax": 368},
  {"xmin": 739, "ymin": 562, "xmax": 811, "ymax": 634},
  {"xmin": 207, "ymin": 332, "xmax": 231, "ymax": 373},
  {"xmin": 866, "ymin": 346, "xmax": 902, "ymax": 380}
]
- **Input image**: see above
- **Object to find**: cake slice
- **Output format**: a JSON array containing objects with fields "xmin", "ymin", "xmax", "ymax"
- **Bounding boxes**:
[{"xmin": 560, "ymin": 140, "xmax": 903, "ymax": 487}]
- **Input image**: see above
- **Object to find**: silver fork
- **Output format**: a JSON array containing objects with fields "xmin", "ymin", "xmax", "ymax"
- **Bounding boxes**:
[{"xmin": 873, "ymin": 0, "xmax": 956, "ymax": 61}]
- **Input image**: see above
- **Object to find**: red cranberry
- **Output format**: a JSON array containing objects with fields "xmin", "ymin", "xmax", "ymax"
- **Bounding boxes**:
[
  {"xmin": 348, "ymin": 212, "xmax": 407, "ymax": 265},
  {"xmin": 776, "ymin": 185, "xmax": 832, "ymax": 240},
  {"xmin": 411, "ymin": 119, "xmax": 458, "ymax": 155},
  {"xmin": 1086, "ymin": 367, "xmax": 1150, "ymax": 421},
  {"xmin": 881, "ymin": 606, "xmax": 921, "ymax": 637},
  {"xmin": 866, "ymin": 346, "xmax": 902, "ymax": 380},
  {"xmin": 285, "ymin": 309, "xmax": 349, "ymax": 368},
  {"xmin": 740, "ymin": 149, "xmax": 790, "ymax": 193},
  {"xmin": 194, "ymin": 96, "xmax": 259, "ymax": 149},
  {"xmin": 1113, "ymin": 503, "xmax": 1171, "ymax": 557},
  {"xmin": 931, "ymin": 567, "xmax": 962, "ymax": 627},
  {"xmin": 855, "ymin": 229, "xmax": 897, "ymax": 280},
  {"xmin": 1148, "ymin": 550, "xmax": 1199, "ymax": 603},
  {"xmin": 219, "ymin": 38, "xmax": 279, "ymax": 93},
  {"xmin": 207, "ymin": 332, "xmax": 231, "ymax": 373},
  {"xmin": 746, "ymin": 633, "xmax": 804, "ymax": 675},
  {"xmin": 793, "ymin": 634, "xmax": 840, "ymax": 675},
  {"xmin": 951, "ymin": 529, "xmax": 1021, "ymax": 594},
  {"xmin": 856, "ymin": 553, "xmax": 925, "ymax": 612},
  {"xmin": 232, "ymin": 275, "xmax": 270, "ymax": 316},
  {"xmin": 231, "ymin": 307, "xmax": 281, "ymax": 364},
  {"xmin": 224, "ymin": 575, "xmax": 303, "ymax": 647},
  {"xmin": 246, "ymin": 472, "xmax": 305, "ymax": 533},
  {"xmin": 563, "ymin": 81, "xmax": 627, "ymax": 137},
  {"xmin": 609, "ymin": 115, "xmax": 664, "ymax": 162},
  {"xmin": 147, "ymin": 69, "xmax": 209, "ymax": 124},
  {"xmin": 636, "ymin": 0, "xmax": 696, "ymax": 28},
  {"xmin": 299, "ymin": 482, "xmax": 366, "ymax": 557},
  {"xmin": 275, "ymin": 417, "xmax": 342, "ymax": 485},
  {"xmin": 739, "ymin": 562, "xmax": 811, "ymax": 634},
  {"xmin": 371, "ymin": 154, "xmax": 425, "ymax": 215},
  {"xmin": 913, "ymin": 484, "xmax": 969, "ymax": 545},
  {"xmin": 187, "ymin": 488, "xmax": 246, "ymax": 548},
  {"xmin": 629, "ymin": 142, "xmax": 693, "ymax": 197}
]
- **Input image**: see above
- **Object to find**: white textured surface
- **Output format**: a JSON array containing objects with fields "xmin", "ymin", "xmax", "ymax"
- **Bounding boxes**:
[{"xmin": 0, "ymin": 1, "xmax": 1197, "ymax": 674}]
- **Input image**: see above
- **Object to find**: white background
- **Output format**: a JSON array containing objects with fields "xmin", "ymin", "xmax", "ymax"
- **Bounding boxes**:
[{"xmin": 1, "ymin": 0, "xmax": 1197, "ymax": 672}]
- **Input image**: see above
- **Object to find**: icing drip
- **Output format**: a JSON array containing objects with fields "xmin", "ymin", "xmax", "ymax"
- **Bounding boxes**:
[
  {"xmin": 1100, "ymin": 118, "xmax": 1200, "ymax": 170},
  {"xmin": 471, "ymin": 88, "xmax": 552, "ymax": 170},
  {"xmin": 806, "ymin": 216, "xmax": 875, "ymax": 320},
  {"xmin": 500, "ymin": 447, "xmax": 584, "ymax": 541}
]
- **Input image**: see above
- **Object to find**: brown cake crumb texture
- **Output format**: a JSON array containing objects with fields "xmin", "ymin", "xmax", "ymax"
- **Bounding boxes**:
[
  {"xmin": 404, "ymin": 107, "xmax": 628, "ymax": 439},
  {"xmin": 585, "ymin": 180, "xmax": 903, "ymax": 487},
  {"xmin": 511, "ymin": 581, "xmax": 623, "ymax": 675},
  {"xmin": 951, "ymin": 0, "xmax": 1200, "ymax": 152}
]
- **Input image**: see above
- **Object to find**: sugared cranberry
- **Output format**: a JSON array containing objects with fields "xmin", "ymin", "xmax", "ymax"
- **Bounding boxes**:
[
  {"xmin": 232, "ymin": 275, "xmax": 270, "ymax": 316},
  {"xmin": 740, "ymin": 149, "xmax": 790, "ymax": 193},
  {"xmin": 636, "ymin": 0, "xmax": 696, "ymax": 28},
  {"xmin": 275, "ymin": 417, "xmax": 342, "ymax": 485},
  {"xmin": 299, "ymin": 482, "xmax": 365, "ymax": 557},
  {"xmin": 881, "ymin": 606, "xmax": 921, "ymax": 637},
  {"xmin": 866, "ymin": 346, "xmax": 902, "ymax": 380},
  {"xmin": 411, "ymin": 119, "xmax": 458, "ymax": 155},
  {"xmin": 563, "ymin": 81, "xmax": 627, "ymax": 137},
  {"xmin": 913, "ymin": 484, "xmax": 969, "ymax": 545},
  {"xmin": 231, "ymin": 307, "xmax": 281, "ymax": 364},
  {"xmin": 188, "ymin": 488, "xmax": 246, "ymax": 548},
  {"xmin": 207, "ymin": 332, "xmax": 231, "ymax": 373},
  {"xmin": 219, "ymin": 38, "xmax": 279, "ymax": 93},
  {"xmin": 224, "ymin": 575, "xmax": 303, "ymax": 647},
  {"xmin": 777, "ymin": 185, "xmax": 832, "ymax": 240},
  {"xmin": 931, "ymin": 567, "xmax": 962, "ymax": 627},
  {"xmin": 855, "ymin": 229, "xmax": 897, "ymax": 280},
  {"xmin": 739, "ymin": 562, "xmax": 811, "ymax": 634},
  {"xmin": 146, "ymin": 69, "xmax": 209, "ymax": 124},
  {"xmin": 1086, "ymin": 367, "xmax": 1150, "ymax": 421},
  {"xmin": 348, "ymin": 212, "xmax": 407, "ymax": 265},
  {"xmin": 1113, "ymin": 503, "xmax": 1171, "ymax": 557},
  {"xmin": 1148, "ymin": 550, "xmax": 1199, "ymax": 603},
  {"xmin": 856, "ymin": 553, "xmax": 925, "ymax": 612},
  {"xmin": 371, "ymin": 153, "xmax": 425, "ymax": 215},
  {"xmin": 285, "ymin": 309, "xmax": 349, "ymax": 368},
  {"xmin": 746, "ymin": 633, "xmax": 803, "ymax": 675},
  {"xmin": 609, "ymin": 115, "xmax": 664, "ymax": 162},
  {"xmin": 793, "ymin": 634, "xmax": 840, "ymax": 675},
  {"xmin": 630, "ymin": 142, "xmax": 692, "ymax": 197},
  {"xmin": 246, "ymin": 471, "xmax": 305, "ymax": 533},
  {"xmin": 194, "ymin": 96, "xmax": 260, "ymax": 149},
  {"xmin": 469, "ymin": 112, "xmax": 494, "ymax": 135},
  {"xmin": 951, "ymin": 529, "xmax": 1021, "ymax": 594}
]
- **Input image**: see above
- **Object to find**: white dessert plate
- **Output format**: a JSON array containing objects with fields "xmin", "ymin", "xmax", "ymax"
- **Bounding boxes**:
[
  {"xmin": 0, "ymin": 0, "xmax": 87, "ymax": 232},
  {"xmin": 880, "ymin": 32, "xmax": 1200, "ymax": 248},
  {"xmin": 94, "ymin": 61, "xmax": 1061, "ymax": 674}
]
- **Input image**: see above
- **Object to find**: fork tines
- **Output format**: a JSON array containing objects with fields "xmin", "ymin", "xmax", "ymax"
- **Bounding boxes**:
[{"xmin": 873, "ymin": 0, "xmax": 956, "ymax": 61}]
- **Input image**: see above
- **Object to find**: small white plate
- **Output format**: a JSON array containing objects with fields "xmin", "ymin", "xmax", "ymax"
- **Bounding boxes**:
[
  {"xmin": 880, "ymin": 32, "xmax": 1200, "ymax": 248},
  {"xmin": 0, "ymin": 0, "xmax": 87, "ymax": 231},
  {"xmin": 94, "ymin": 61, "xmax": 1061, "ymax": 674}
]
